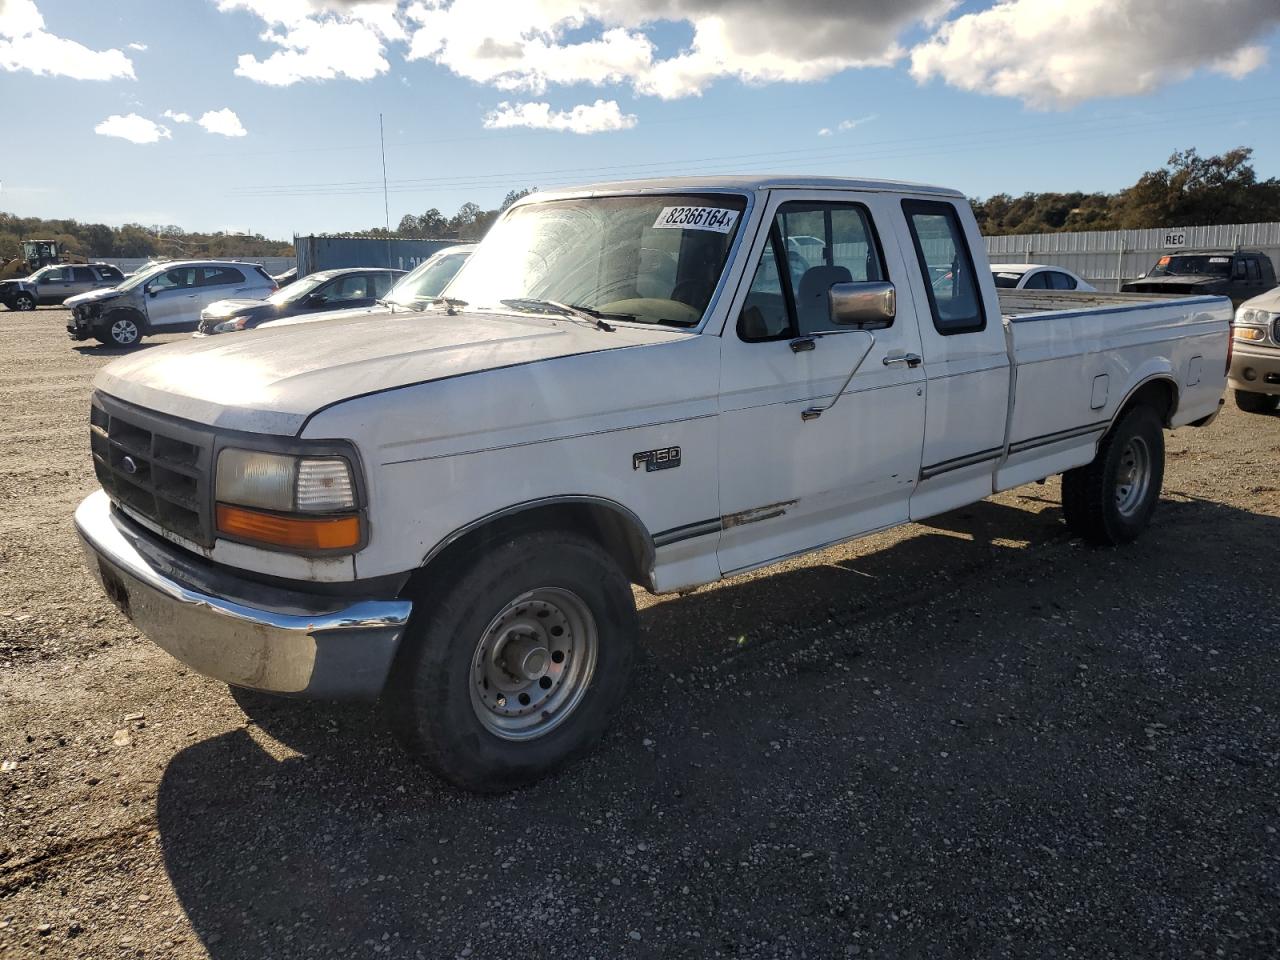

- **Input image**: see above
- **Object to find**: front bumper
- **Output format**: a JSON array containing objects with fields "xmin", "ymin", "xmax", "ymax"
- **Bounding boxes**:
[
  {"xmin": 1228, "ymin": 343, "xmax": 1280, "ymax": 396},
  {"xmin": 75, "ymin": 490, "xmax": 413, "ymax": 698}
]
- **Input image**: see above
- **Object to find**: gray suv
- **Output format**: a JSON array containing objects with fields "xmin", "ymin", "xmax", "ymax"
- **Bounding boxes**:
[
  {"xmin": 65, "ymin": 260, "xmax": 276, "ymax": 347},
  {"xmin": 1, "ymin": 262, "xmax": 125, "ymax": 311}
]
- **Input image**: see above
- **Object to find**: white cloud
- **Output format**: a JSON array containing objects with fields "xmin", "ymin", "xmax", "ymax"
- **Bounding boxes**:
[
  {"xmin": 218, "ymin": 0, "xmax": 403, "ymax": 85},
  {"xmin": 910, "ymin": 0, "xmax": 1280, "ymax": 108},
  {"xmin": 819, "ymin": 114, "xmax": 877, "ymax": 136},
  {"xmin": 403, "ymin": 1, "xmax": 954, "ymax": 100},
  {"xmin": 127, "ymin": 41, "xmax": 147, "ymax": 51},
  {"xmin": 94, "ymin": 114, "xmax": 171, "ymax": 144},
  {"xmin": 198, "ymin": 108, "xmax": 248, "ymax": 137},
  {"xmin": 163, "ymin": 110, "xmax": 193, "ymax": 123},
  {"xmin": 0, "ymin": 0, "xmax": 135, "ymax": 80},
  {"xmin": 483, "ymin": 98, "xmax": 637, "ymax": 133},
  {"xmin": 817, "ymin": 127, "xmax": 832, "ymax": 137}
]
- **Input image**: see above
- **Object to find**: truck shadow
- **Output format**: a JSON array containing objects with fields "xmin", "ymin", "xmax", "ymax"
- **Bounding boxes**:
[{"xmin": 155, "ymin": 492, "xmax": 1280, "ymax": 959}]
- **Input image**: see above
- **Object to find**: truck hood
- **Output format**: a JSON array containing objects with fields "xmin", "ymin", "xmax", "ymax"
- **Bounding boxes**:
[
  {"xmin": 94, "ymin": 308, "xmax": 686, "ymax": 436},
  {"xmin": 65, "ymin": 287, "xmax": 124, "ymax": 308},
  {"xmin": 1239, "ymin": 286, "xmax": 1280, "ymax": 313}
]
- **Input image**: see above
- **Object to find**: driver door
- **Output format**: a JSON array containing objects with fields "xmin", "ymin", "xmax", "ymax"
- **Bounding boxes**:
[{"xmin": 716, "ymin": 192, "xmax": 927, "ymax": 575}]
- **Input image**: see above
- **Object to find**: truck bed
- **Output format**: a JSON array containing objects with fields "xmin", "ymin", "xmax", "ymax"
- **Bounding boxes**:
[{"xmin": 997, "ymin": 289, "xmax": 1217, "ymax": 321}]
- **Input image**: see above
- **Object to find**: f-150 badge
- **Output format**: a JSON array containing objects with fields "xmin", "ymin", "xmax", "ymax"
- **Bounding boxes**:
[{"xmin": 633, "ymin": 447, "xmax": 681, "ymax": 472}]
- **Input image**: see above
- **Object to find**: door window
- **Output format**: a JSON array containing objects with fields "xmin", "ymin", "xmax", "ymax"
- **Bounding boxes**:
[
  {"xmin": 200, "ymin": 266, "xmax": 246, "ymax": 287},
  {"xmin": 328, "ymin": 274, "xmax": 373, "ymax": 301},
  {"xmin": 150, "ymin": 268, "xmax": 198, "ymax": 292},
  {"xmin": 1048, "ymin": 271, "xmax": 1078, "ymax": 290},
  {"xmin": 902, "ymin": 200, "xmax": 985, "ymax": 335},
  {"xmin": 372, "ymin": 272, "xmax": 396, "ymax": 298},
  {"xmin": 737, "ymin": 200, "xmax": 886, "ymax": 340},
  {"xmin": 1022, "ymin": 271, "xmax": 1049, "ymax": 290},
  {"xmin": 71, "ymin": 267, "xmax": 96, "ymax": 282}
]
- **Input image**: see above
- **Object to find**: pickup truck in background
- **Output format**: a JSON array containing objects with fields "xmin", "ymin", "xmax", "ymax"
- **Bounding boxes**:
[
  {"xmin": 75, "ymin": 176, "xmax": 1231, "ymax": 791},
  {"xmin": 1122, "ymin": 248, "xmax": 1276, "ymax": 306}
]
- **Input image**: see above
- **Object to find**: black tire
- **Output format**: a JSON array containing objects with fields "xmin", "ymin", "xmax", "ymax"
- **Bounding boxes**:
[
  {"xmin": 1061, "ymin": 404, "xmax": 1165, "ymax": 546},
  {"xmin": 386, "ymin": 529, "xmax": 638, "ymax": 792},
  {"xmin": 100, "ymin": 311, "xmax": 143, "ymax": 347},
  {"xmin": 1234, "ymin": 389, "xmax": 1280, "ymax": 414},
  {"xmin": 11, "ymin": 292, "xmax": 36, "ymax": 311}
]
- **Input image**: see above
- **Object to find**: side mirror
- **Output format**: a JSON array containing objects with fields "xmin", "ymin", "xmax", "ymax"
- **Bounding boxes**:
[
  {"xmin": 305, "ymin": 294, "xmax": 327, "ymax": 307},
  {"xmin": 829, "ymin": 281, "xmax": 895, "ymax": 329},
  {"xmin": 147, "ymin": 288, "xmax": 157, "ymax": 298}
]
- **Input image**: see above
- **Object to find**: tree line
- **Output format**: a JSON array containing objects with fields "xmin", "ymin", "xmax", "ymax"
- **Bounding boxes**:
[
  {"xmin": 6, "ymin": 150, "xmax": 1279, "ymax": 262},
  {"xmin": 972, "ymin": 147, "xmax": 1280, "ymax": 236}
]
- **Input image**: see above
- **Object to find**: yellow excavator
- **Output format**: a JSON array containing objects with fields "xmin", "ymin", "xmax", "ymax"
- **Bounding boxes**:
[{"xmin": 0, "ymin": 239, "xmax": 88, "ymax": 280}]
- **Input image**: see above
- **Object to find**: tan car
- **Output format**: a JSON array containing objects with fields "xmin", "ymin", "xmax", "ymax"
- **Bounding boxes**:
[{"xmin": 1229, "ymin": 286, "xmax": 1280, "ymax": 414}]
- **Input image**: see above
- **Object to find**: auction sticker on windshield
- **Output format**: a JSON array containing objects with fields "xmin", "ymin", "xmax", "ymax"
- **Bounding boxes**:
[{"xmin": 653, "ymin": 206, "xmax": 740, "ymax": 233}]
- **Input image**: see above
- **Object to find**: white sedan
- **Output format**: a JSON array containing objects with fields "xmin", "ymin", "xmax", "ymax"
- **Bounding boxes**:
[{"xmin": 990, "ymin": 263, "xmax": 1096, "ymax": 292}]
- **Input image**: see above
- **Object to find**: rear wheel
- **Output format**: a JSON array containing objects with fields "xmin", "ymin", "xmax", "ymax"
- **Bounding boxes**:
[
  {"xmin": 1061, "ymin": 404, "xmax": 1165, "ymax": 546},
  {"xmin": 11, "ymin": 292, "xmax": 35, "ymax": 311},
  {"xmin": 1234, "ymin": 389, "xmax": 1280, "ymax": 414},
  {"xmin": 386, "ymin": 529, "xmax": 637, "ymax": 792}
]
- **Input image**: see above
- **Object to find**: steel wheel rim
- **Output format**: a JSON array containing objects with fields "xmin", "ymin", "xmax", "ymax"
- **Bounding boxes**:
[
  {"xmin": 111, "ymin": 319, "xmax": 138, "ymax": 344},
  {"xmin": 470, "ymin": 587, "xmax": 598, "ymax": 741},
  {"xmin": 1114, "ymin": 435, "xmax": 1151, "ymax": 517}
]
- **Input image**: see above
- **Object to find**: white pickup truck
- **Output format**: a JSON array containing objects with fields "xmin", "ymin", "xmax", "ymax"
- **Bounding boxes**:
[{"xmin": 76, "ymin": 176, "xmax": 1230, "ymax": 790}]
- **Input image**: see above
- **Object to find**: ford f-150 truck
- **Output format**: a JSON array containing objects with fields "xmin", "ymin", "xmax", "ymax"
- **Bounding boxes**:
[{"xmin": 75, "ymin": 176, "xmax": 1230, "ymax": 791}]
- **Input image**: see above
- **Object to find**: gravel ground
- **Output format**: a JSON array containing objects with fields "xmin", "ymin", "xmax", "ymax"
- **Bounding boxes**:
[{"xmin": 1, "ymin": 307, "xmax": 1279, "ymax": 960}]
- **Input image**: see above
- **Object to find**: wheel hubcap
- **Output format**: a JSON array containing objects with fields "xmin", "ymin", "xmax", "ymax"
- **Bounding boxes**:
[
  {"xmin": 112, "ymin": 319, "xmax": 138, "ymax": 344},
  {"xmin": 17, "ymin": 297, "xmax": 34, "ymax": 311},
  {"xmin": 470, "ymin": 587, "xmax": 598, "ymax": 741},
  {"xmin": 1114, "ymin": 435, "xmax": 1151, "ymax": 518}
]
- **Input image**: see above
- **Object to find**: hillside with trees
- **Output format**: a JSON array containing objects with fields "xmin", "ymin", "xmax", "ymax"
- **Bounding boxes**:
[
  {"xmin": 6, "ymin": 150, "xmax": 1278, "ymax": 258},
  {"xmin": 972, "ymin": 147, "xmax": 1280, "ymax": 235}
]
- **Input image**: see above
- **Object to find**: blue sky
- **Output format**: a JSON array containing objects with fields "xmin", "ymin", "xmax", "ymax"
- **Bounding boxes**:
[{"xmin": 3, "ymin": 0, "xmax": 1279, "ymax": 240}]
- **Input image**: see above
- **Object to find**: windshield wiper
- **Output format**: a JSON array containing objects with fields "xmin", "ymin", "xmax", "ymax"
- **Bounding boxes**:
[{"xmin": 500, "ymin": 297, "xmax": 624, "ymax": 332}]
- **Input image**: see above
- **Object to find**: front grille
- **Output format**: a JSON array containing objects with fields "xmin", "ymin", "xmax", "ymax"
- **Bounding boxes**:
[{"xmin": 90, "ymin": 393, "xmax": 215, "ymax": 546}]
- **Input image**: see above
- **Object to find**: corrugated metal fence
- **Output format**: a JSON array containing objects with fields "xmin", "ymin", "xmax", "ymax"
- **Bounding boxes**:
[
  {"xmin": 984, "ymin": 222, "xmax": 1280, "ymax": 292},
  {"xmin": 294, "ymin": 236, "xmax": 459, "ymax": 276}
]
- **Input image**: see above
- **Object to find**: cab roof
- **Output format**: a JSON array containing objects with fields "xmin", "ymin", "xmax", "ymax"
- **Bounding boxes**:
[{"xmin": 532, "ymin": 175, "xmax": 965, "ymax": 201}]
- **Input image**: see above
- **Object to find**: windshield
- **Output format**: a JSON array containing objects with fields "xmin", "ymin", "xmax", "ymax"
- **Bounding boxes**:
[
  {"xmin": 443, "ymin": 193, "xmax": 749, "ymax": 327},
  {"xmin": 384, "ymin": 252, "xmax": 471, "ymax": 307},
  {"xmin": 116, "ymin": 263, "xmax": 169, "ymax": 291},
  {"xmin": 267, "ymin": 273, "xmax": 330, "ymax": 305},
  {"xmin": 1149, "ymin": 254, "xmax": 1232, "ymax": 277}
]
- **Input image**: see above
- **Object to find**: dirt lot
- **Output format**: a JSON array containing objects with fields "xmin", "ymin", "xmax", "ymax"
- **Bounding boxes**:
[{"xmin": 1, "ymin": 306, "xmax": 1279, "ymax": 959}]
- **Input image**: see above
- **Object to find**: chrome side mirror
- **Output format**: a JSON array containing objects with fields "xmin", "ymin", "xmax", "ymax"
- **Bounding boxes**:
[{"xmin": 830, "ymin": 281, "xmax": 895, "ymax": 329}]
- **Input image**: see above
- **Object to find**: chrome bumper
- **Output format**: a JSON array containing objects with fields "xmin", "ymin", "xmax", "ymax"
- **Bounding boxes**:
[{"xmin": 74, "ymin": 490, "xmax": 413, "ymax": 698}]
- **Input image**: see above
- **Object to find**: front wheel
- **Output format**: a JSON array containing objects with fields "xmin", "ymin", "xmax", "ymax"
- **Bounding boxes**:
[
  {"xmin": 386, "ymin": 529, "xmax": 638, "ymax": 792},
  {"xmin": 1061, "ymin": 405, "xmax": 1165, "ymax": 546},
  {"xmin": 101, "ymin": 313, "xmax": 142, "ymax": 347},
  {"xmin": 10, "ymin": 292, "xmax": 36, "ymax": 311},
  {"xmin": 1234, "ymin": 389, "xmax": 1280, "ymax": 414}
]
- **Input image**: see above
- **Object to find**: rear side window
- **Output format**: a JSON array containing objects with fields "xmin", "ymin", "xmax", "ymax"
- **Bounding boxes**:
[
  {"xmin": 902, "ymin": 199, "xmax": 985, "ymax": 335},
  {"xmin": 253, "ymin": 266, "xmax": 275, "ymax": 284},
  {"xmin": 200, "ymin": 266, "xmax": 246, "ymax": 287},
  {"xmin": 1247, "ymin": 258, "xmax": 1261, "ymax": 282},
  {"xmin": 1048, "ymin": 271, "xmax": 1077, "ymax": 290},
  {"xmin": 1022, "ymin": 271, "xmax": 1049, "ymax": 290}
]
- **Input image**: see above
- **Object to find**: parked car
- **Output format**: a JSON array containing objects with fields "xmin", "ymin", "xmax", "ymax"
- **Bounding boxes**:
[
  {"xmin": 197, "ymin": 267, "xmax": 405, "ymax": 335},
  {"xmin": 1123, "ymin": 249, "xmax": 1276, "ymax": 305},
  {"xmin": 76, "ymin": 175, "xmax": 1229, "ymax": 791},
  {"xmin": 65, "ymin": 260, "xmax": 276, "ymax": 347},
  {"xmin": 273, "ymin": 267, "xmax": 297, "ymax": 287},
  {"xmin": 1228, "ymin": 286, "xmax": 1280, "ymax": 413},
  {"xmin": 990, "ymin": 263, "xmax": 1096, "ymax": 292},
  {"xmin": 256, "ymin": 245, "xmax": 474, "ymax": 332},
  {"xmin": 1, "ymin": 262, "xmax": 125, "ymax": 311}
]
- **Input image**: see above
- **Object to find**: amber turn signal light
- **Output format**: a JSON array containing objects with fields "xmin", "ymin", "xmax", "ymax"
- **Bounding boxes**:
[{"xmin": 215, "ymin": 503, "xmax": 361, "ymax": 551}]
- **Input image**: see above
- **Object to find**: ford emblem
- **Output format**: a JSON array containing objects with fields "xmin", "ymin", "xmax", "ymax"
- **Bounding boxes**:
[{"xmin": 120, "ymin": 456, "xmax": 138, "ymax": 475}]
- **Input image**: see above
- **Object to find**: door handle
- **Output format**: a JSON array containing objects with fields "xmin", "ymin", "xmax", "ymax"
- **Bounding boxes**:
[
  {"xmin": 789, "ymin": 337, "xmax": 816, "ymax": 353},
  {"xmin": 883, "ymin": 353, "xmax": 922, "ymax": 368}
]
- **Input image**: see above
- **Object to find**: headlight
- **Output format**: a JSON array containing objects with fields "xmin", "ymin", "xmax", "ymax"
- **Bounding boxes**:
[
  {"xmin": 212, "ymin": 316, "xmax": 250, "ymax": 333},
  {"xmin": 214, "ymin": 448, "xmax": 361, "ymax": 552}
]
